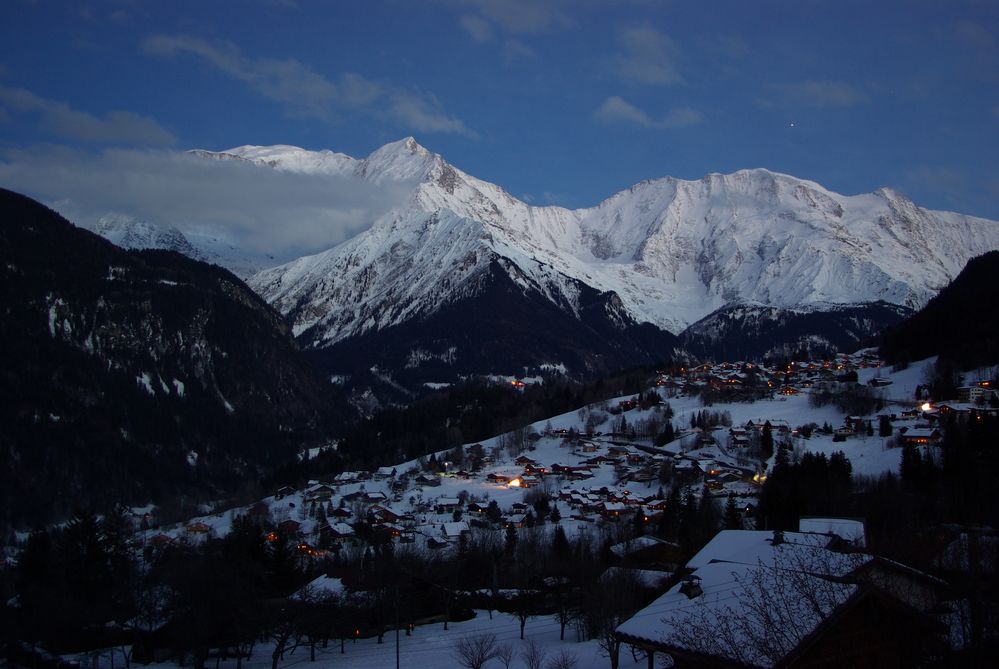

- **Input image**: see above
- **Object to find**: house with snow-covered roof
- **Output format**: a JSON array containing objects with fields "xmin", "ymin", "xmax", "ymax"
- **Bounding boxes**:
[{"xmin": 615, "ymin": 529, "xmax": 948, "ymax": 669}]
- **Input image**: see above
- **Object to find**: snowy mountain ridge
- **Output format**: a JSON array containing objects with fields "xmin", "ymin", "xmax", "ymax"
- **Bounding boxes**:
[{"xmin": 227, "ymin": 138, "xmax": 998, "ymax": 347}]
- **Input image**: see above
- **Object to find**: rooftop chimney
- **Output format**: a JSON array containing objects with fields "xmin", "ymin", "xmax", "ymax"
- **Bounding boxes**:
[{"xmin": 679, "ymin": 576, "xmax": 703, "ymax": 599}]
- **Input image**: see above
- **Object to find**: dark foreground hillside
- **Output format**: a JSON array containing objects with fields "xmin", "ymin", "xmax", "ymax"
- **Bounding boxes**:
[
  {"xmin": 0, "ymin": 189, "xmax": 347, "ymax": 532},
  {"xmin": 880, "ymin": 250, "xmax": 999, "ymax": 368}
]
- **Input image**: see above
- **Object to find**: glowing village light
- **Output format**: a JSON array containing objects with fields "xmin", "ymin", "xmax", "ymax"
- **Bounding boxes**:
[{"xmin": 508, "ymin": 478, "xmax": 522, "ymax": 488}]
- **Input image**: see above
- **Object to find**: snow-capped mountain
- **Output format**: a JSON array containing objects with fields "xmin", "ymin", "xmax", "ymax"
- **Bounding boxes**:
[
  {"xmin": 93, "ymin": 214, "xmax": 275, "ymax": 278},
  {"xmin": 220, "ymin": 139, "xmax": 997, "ymax": 371}
]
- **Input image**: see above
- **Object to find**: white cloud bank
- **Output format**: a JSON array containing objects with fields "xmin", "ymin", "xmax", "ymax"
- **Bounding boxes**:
[{"xmin": 0, "ymin": 146, "xmax": 411, "ymax": 266}]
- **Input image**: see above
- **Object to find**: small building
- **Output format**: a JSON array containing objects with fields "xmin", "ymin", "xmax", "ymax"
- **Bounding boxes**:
[{"xmin": 898, "ymin": 427, "xmax": 942, "ymax": 446}]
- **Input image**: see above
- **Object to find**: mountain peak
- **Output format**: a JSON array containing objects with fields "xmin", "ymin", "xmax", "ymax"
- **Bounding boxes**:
[{"xmin": 359, "ymin": 137, "xmax": 439, "ymax": 183}]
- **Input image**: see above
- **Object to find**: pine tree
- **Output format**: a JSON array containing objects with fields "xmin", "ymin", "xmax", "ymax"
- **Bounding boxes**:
[
  {"xmin": 505, "ymin": 524, "xmax": 518, "ymax": 554},
  {"xmin": 724, "ymin": 495, "xmax": 741, "ymax": 530},
  {"xmin": 633, "ymin": 507, "xmax": 645, "ymax": 537},
  {"xmin": 552, "ymin": 525, "xmax": 570, "ymax": 562}
]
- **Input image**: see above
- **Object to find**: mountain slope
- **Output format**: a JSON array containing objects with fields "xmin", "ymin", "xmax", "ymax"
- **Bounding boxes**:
[
  {"xmin": 879, "ymin": 250, "xmax": 999, "ymax": 368},
  {"xmin": 0, "ymin": 189, "xmax": 346, "ymax": 531},
  {"xmin": 229, "ymin": 139, "xmax": 997, "ymax": 376}
]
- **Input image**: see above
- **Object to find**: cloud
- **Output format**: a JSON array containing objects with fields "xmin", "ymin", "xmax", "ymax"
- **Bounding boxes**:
[
  {"xmin": 390, "ymin": 93, "xmax": 478, "ymax": 138},
  {"xmin": 460, "ymin": 14, "xmax": 493, "ymax": 42},
  {"xmin": 778, "ymin": 81, "xmax": 867, "ymax": 107},
  {"xmin": 593, "ymin": 96, "xmax": 701, "ymax": 129},
  {"xmin": 0, "ymin": 85, "xmax": 176, "ymax": 146},
  {"xmin": 142, "ymin": 35, "xmax": 474, "ymax": 136},
  {"xmin": 0, "ymin": 146, "xmax": 412, "ymax": 264},
  {"xmin": 612, "ymin": 26, "xmax": 682, "ymax": 85},
  {"xmin": 453, "ymin": 0, "xmax": 573, "ymax": 34},
  {"xmin": 142, "ymin": 34, "xmax": 378, "ymax": 120},
  {"xmin": 503, "ymin": 39, "xmax": 535, "ymax": 61}
]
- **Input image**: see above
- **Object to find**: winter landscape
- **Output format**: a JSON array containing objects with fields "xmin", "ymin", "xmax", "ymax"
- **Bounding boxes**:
[{"xmin": 2, "ymin": 2, "xmax": 999, "ymax": 669}]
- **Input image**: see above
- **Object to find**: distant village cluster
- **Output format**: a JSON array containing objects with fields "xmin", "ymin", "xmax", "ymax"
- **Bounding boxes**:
[{"xmin": 153, "ymin": 352, "xmax": 997, "ymax": 565}]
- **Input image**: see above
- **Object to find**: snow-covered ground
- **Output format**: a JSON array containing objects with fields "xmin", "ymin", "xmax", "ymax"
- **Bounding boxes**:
[{"xmin": 80, "ymin": 610, "xmax": 648, "ymax": 669}]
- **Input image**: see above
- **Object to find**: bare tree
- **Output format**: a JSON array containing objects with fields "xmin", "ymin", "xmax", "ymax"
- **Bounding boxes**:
[
  {"xmin": 545, "ymin": 649, "xmax": 579, "ymax": 669},
  {"xmin": 453, "ymin": 633, "xmax": 499, "ymax": 669},
  {"xmin": 521, "ymin": 638, "xmax": 548, "ymax": 669},
  {"xmin": 664, "ymin": 548, "xmax": 866, "ymax": 667},
  {"xmin": 495, "ymin": 642, "xmax": 515, "ymax": 669}
]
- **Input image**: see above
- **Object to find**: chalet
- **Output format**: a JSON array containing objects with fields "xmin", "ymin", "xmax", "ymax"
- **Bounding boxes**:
[
  {"xmin": 833, "ymin": 426, "xmax": 854, "ymax": 440},
  {"xmin": 522, "ymin": 462, "xmax": 547, "ymax": 475},
  {"xmin": 277, "ymin": 519, "xmax": 302, "ymax": 537},
  {"xmin": 274, "ymin": 485, "xmax": 296, "ymax": 499},
  {"xmin": 325, "ymin": 521, "xmax": 356, "ymax": 543},
  {"xmin": 487, "ymin": 473, "xmax": 510, "ymax": 484},
  {"xmin": 415, "ymin": 473, "xmax": 441, "ymax": 487},
  {"xmin": 365, "ymin": 491, "xmax": 388, "ymax": 504},
  {"xmin": 435, "ymin": 497, "xmax": 462, "ymax": 514},
  {"xmin": 375, "ymin": 466, "xmax": 397, "ymax": 479},
  {"xmin": 368, "ymin": 505, "xmax": 401, "ymax": 524},
  {"xmin": 466, "ymin": 502, "xmax": 487, "ymax": 515},
  {"xmin": 520, "ymin": 474, "xmax": 542, "ymax": 487},
  {"xmin": 551, "ymin": 463, "xmax": 592, "ymax": 476},
  {"xmin": 509, "ymin": 513, "xmax": 533, "ymax": 528},
  {"xmin": 185, "ymin": 521, "xmax": 211, "ymax": 535},
  {"xmin": 607, "ymin": 445, "xmax": 633, "ymax": 458},
  {"xmin": 846, "ymin": 416, "xmax": 869, "ymax": 433},
  {"xmin": 609, "ymin": 535, "xmax": 682, "ymax": 567},
  {"xmin": 305, "ymin": 484, "xmax": 334, "ymax": 503},
  {"xmin": 898, "ymin": 427, "xmax": 942, "ymax": 446},
  {"xmin": 330, "ymin": 506, "xmax": 352, "ymax": 520},
  {"xmin": 515, "ymin": 455, "xmax": 539, "ymax": 467},
  {"xmin": 728, "ymin": 427, "xmax": 750, "ymax": 447},
  {"xmin": 600, "ymin": 502, "xmax": 628, "ymax": 520},
  {"xmin": 616, "ymin": 530, "xmax": 947, "ymax": 669},
  {"xmin": 334, "ymin": 472, "xmax": 361, "ymax": 484},
  {"xmin": 341, "ymin": 490, "xmax": 368, "ymax": 503}
]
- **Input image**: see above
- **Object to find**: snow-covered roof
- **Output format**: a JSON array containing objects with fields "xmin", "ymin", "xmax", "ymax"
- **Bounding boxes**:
[
  {"xmin": 616, "ymin": 533, "xmax": 866, "ymax": 668},
  {"xmin": 685, "ymin": 530, "xmax": 866, "ymax": 576},
  {"xmin": 609, "ymin": 535, "xmax": 675, "ymax": 558},
  {"xmin": 442, "ymin": 521, "xmax": 470, "ymax": 537},
  {"xmin": 292, "ymin": 574, "xmax": 345, "ymax": 601},
  {"xmin": 798, "ymin": 518, "xmax": 866, "ymax": 546}
]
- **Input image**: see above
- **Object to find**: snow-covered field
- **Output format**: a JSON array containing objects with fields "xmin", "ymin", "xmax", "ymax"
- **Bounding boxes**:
[{"xmin": 82, "ymin": 611, "xmax": 648, "ymax": 669}]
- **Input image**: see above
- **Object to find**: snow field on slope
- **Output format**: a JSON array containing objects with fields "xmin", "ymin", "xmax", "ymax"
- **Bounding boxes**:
[{"xmin": 120, "ymin": 609, "xmax": 647, "ymax": 669}]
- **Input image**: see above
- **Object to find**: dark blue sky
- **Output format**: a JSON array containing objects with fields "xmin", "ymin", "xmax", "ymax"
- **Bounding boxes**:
[{"xmin": 2, "ymin": 0, "xmax": 998, "ymax": 220}]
